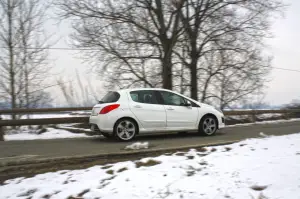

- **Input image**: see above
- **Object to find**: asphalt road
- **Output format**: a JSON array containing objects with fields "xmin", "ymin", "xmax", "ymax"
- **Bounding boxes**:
[{"xmin": 1, "ymin": 121, "xmax": 300, "ymax": 165}]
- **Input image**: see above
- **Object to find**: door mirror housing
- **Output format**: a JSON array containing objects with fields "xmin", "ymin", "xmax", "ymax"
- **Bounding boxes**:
[{"xmin": 184, "ymin": 101, "xmax": 192, "ymax": 107}]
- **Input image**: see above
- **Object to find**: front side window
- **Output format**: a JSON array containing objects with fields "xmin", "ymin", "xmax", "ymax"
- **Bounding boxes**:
[
  {"xmin": 99, "ymin": 91, "xmax": 120, "ymax": 104},
  {"xmin": 160, "ymin": 91, "xmax": 186, "ymax": 106},
  {"xmin": 130, "ymin": 90, "xmax": 158, "ymax": 104}
]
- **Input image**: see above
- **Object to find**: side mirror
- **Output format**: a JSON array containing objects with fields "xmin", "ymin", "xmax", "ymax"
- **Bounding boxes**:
[{"xmin": 185, "ymin": 101, "xmax": 192, "ymax": 107}]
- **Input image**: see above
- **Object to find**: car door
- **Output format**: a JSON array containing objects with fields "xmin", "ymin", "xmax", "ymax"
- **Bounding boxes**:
[
  {"xmin": 128, "ymin": 90, "xmax": 167, "ymax": 131},
  {"xmin": 158, "ymin": 91, "xmax": 199, "ymax": 130}
]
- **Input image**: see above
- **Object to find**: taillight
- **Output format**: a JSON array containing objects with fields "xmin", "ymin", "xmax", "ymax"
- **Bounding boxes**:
[{"xmin": 99, "ymin": 104, "xmax": 120, "ymax": 114}]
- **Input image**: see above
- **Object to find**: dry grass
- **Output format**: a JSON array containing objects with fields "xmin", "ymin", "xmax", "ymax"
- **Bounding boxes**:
[
  {"xmin": 117, "ymin": 167, "xmax": 128, "ymax": 173},
  {"xmin": 199, "ymin": 161, "xmax": 208, "ymax": 166},
  {"xmin": 78, "ymin": 189, "xmax": 90, "ymax": 197},
  {"xmin": 17, "ymin": 189, "xmax": 37, "ymax": 197},
  {"xmin": 250, "ymin": 185, "xmax": 268, "ymax": 191},
  {"xmin": 135, "ymin": 159, "xmax": 161, "ymax": 168},
  {"xmin": 102, "ymin": 165, "xmax": 112, "ymax": 169},
  {"xmin": 198, "ymin": 147, "xmax": 208, "ymax": 152},
  {"xmin": 175, "ymin": 152, "xmax": 186, "ymax": 156},
  {"xmin": 250, "ymin": 192, "xmax": 269, "ymax": 199},
  {"xmin": 106, "ymin": 169, "xmax": 114, "ymax": 175},
  {"xmin": 186, "ymin": 170, "xmax": 196, "ymax": 176},
  {"xmin": 224, "ymin": 147, "xmax": 232, "ymax": 152},
  {"xmin": 211, "ymin": 148, "xmax": 217, "ymax": 152}
]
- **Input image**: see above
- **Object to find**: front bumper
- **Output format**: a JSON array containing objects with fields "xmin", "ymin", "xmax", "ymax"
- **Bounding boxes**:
[{"xmin": 218, "ymin": 115, "xmax": 225, "ymax": 129}]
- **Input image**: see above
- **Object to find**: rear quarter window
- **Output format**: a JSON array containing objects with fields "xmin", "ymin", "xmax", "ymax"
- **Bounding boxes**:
[{"xmin": 99, "ymin": 91, "xmax": 120, "ymax": 103}]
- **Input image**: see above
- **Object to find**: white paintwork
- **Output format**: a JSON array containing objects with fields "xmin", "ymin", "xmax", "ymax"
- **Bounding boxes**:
[{"xmin": 89, "ymin": 88, "xmax": 225, "ymax": 136}]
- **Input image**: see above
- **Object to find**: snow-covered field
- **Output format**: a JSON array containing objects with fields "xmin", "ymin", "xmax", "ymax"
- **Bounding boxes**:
[
  {"xmin": 1, "ymin": 133, "xmax": 300, "ymax": 199},
  {"xmin": 4, "ymin": 128, "xmax": 95, "ymax": 141}
]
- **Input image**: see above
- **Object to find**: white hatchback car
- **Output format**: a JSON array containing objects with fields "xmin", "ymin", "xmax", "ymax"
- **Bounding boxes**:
[{"xmin": 89, "ymin": 88, "xmax": 225, "ymax": 141}]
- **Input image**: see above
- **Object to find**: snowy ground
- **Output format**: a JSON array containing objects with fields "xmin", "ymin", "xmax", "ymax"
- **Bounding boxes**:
[
  {"xmin": 4, "ymin": 128, "xmax": 95, "ymax": 141},
  {"xmin": 228, "ymin": 118, "xmax": 300, "ymax": 127},
  {"xmin": 1, "ymin": 112, "xmax": 91, "ymax": 120},
  {"xmin": 1, "ymin": 133, "xmax": 300, "ymax": 199}
]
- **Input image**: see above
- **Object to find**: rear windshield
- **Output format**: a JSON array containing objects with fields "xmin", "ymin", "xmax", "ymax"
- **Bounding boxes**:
[{"xmin": 99, "ymin": 91, "xmax": 120, "ymax": 104}]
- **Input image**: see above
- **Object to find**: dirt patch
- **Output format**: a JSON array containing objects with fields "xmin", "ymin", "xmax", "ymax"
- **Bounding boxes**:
[
  {"xmin": 18, "ymin": 189, "xmax": 37, "ymax": 197},
  {"xmin": 78, "ymin": 189, "xmax": 90, "ymax": 197},
  {"xmin": 210, "ymin": 148, "xmax": 217, "ymax": 152},
  {"xmin": 117, "ymin": 167, "xmax": 128, "ymax": 173},
  {"xmin": 186, "ymin": 155, "xmax": 194, "ymax": 160},
  {"xmin": 135, "ymin": 159, "xmax": 161, "ymax": 168}
]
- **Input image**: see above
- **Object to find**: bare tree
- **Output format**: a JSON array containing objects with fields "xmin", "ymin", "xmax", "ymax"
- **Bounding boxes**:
[
  {"xmin": 55, "ymin": 0, "xmax": 185, "ymax": 90},
  {"xmin": 198, "ymin": 47, "xmax": 271, "ymax": 109},
  {"xmin": 0, "ymin": 0, "xmax": 52, "ymax": 117},
  {"xmin": 56, "ymin": 72, "xmax": 101, "ymax": 107},
  {"xmin": 176, "ymin": 0, "xmax": 283, "ymax": 100}
]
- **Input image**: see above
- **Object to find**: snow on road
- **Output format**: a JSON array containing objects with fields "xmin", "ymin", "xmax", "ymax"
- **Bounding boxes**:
[
  {"xmin": 1, "ymin": 133, "xmax": 300, "ymax": 199},
  {"xmin": 4, "ymin": 128, "xmax": 95, "ymax": 141}
]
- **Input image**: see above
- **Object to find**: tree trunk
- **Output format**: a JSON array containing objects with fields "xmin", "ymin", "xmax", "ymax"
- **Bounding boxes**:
[
  {"xmin": 190, "ymin": 57, "xmax": 198, "ymax": 101},
  {"xmin": 8, "ymin": 1, "xmax": 16, "ymax": 120},
  {"xmin": 162, "ymin": 45, "xmax": 173, "ymax": 90},
  {"xmin": 162, "ymin": 61, "xmax": 172, "ymax": 89}
]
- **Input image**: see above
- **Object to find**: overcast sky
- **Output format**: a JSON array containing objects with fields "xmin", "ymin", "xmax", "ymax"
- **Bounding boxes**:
[{"xmin": 46, "ymin": 0, "xmax": 300, "ymax": 106}]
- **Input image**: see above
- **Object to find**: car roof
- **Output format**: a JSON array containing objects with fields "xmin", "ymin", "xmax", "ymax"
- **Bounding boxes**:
[{"xmin": 118, "ymin": 88, "xmax": 173, "ymax": 92}]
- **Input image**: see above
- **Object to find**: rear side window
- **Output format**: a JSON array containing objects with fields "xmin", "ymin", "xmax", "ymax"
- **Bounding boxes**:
[
  {"xmin": 130, "ymin": 90, "xmax": 158, "ymax": 104},
  {"xmin": 99, "ymin": 91, "xmax": 120, "ymax": 104}
]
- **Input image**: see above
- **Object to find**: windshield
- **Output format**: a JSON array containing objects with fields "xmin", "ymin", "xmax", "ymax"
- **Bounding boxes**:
[{"xmin": 99, "ymin": 91, "xmax": 120, "ymax": 104}]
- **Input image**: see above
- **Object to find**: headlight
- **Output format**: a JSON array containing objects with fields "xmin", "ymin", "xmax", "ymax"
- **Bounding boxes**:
[{"xmin": 215, "ymin": 107, "xmax": 223, "ymax": 114}]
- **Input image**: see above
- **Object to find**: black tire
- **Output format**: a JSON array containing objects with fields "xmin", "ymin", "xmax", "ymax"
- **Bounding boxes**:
[
  {"xmin": 101, "ymin": 132, "xmax": 112, "ymax": 139},
  {"xmin": 198, "ymin": 115, "xmax": 218, "ymax": 136},
  {"xmin": 113, "ymin": 118, "xmax": 137, "ymax": 141}
]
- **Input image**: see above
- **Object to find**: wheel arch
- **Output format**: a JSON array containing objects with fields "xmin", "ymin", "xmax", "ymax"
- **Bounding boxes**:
[
  {"xmin": 199, "ymin": 113, "xmax": 219, "ymax": 129},
  {"xmin": 113, "ymin": 116, "xmax": 140, "ymax": 134}
]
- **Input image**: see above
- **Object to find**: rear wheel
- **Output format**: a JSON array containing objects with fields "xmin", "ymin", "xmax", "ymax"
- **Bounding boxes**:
[
  {"xmin": 199, "ymin": 115, "xmax": 217, "ymax": 136},
  {"xmin": 113, "ymin": 118, "xmax": 137, "ymax": 141}
]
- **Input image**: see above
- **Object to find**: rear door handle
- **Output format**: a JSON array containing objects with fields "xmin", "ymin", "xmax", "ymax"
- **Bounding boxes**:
[
  {"xmin": 167, "ymin": 107, "xmax": 174, "ymax": 110},
  {"xmin": 134, "ymin": 105, "xmax": 142, "ymax": 108}
]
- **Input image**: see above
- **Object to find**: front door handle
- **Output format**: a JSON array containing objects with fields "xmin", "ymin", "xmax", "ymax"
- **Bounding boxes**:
[{"xmin": 167, "ymin": 107, "xmax": 174, "ymax": 110}]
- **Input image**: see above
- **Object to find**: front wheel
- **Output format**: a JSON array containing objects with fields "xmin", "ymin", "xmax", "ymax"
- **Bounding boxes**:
[
  {"xmin": 113, "ymin": 119, "xmax": 137, "ymax": 141},
  {"xmin": 199, "ymin": 116, "xmax": 218, "ymax": 136}
]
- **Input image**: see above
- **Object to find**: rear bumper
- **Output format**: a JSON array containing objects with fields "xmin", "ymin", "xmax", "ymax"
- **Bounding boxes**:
[{"xmin": 89, "ymin": 115, "xmax": 114, "ymax": 133}]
